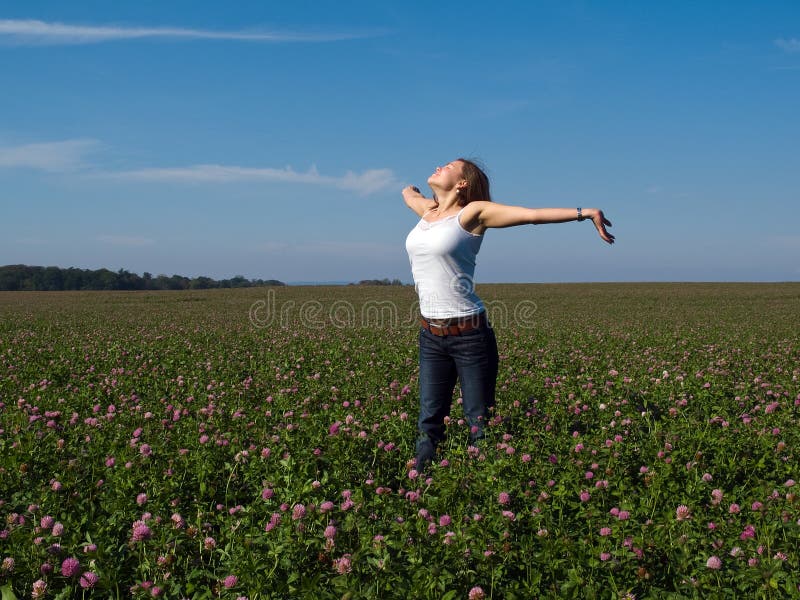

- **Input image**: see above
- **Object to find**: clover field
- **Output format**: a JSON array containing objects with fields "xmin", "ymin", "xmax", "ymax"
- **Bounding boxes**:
[{"xmin": 1, "ymin": 283, "xmax": 799, "ymax": 599}]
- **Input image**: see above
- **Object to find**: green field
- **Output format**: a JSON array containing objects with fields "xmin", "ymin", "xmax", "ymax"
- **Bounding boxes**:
[{"xmin": 1, "ymin": 283, "xmax": 799, "ymax": 599}]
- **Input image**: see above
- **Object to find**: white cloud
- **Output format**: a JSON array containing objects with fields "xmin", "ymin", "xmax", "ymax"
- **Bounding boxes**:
[
  {"xmin": 0, "ymin": 19, "xmax": 381, "ymax": 45},
  {"xmin": 775, "ymin": 38, "xmax": 800, "ymax": 53},
  {"xmin": 0, "ymin": 139, "xmax": 99, "ymax": 171},
  {"xmin": 1, "ymin": 137, "xmax": 397, "ymax": 195},
  {"xmin": 104, "ymin": 164, "xmax": 398, "ymax": 195},
  {"xmin": 96, "ymin": 235, "xmax": 156, "ymax": 247}
]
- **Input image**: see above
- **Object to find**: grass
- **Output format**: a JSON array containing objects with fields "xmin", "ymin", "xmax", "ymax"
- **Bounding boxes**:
[{"xmin": 1, "ymin": 283, "xmax": 798, "ymax": 599}]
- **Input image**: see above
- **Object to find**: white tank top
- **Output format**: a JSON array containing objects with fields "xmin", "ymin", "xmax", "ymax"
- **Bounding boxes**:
[{"xmin": 405, "ymin": 207, "xmax": 485, "ymax": 319}]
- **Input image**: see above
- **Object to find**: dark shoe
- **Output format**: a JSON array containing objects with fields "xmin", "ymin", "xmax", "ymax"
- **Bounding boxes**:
[{"xmin": 415, "ymin": 435, "xmax": 436, "ymax": 474}]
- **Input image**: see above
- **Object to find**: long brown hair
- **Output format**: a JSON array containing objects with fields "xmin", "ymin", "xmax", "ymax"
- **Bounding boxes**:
[{"xmin": 456, "ymin": 158, "xmax": 491, "ymax": 206}]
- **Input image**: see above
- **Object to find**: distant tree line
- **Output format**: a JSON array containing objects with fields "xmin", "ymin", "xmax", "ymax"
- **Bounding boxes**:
[
  {"xmin": 0, "ymin": 265, "xmax": 285, "ymax": 291},
  {"xmin": 351, "ymin": 278, "xmax": 407, "ymax": 286}
]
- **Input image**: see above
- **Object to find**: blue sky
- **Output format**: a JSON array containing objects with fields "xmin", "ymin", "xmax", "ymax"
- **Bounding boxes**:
[{"xmin": 1, "ymin": 1, "xmax": 799, "ymax": 283}]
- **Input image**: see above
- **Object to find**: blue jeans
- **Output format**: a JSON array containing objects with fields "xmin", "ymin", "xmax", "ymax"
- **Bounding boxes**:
[{"xmin": 416, "ymin": 318, "xmax": 499, "ymax": 469}]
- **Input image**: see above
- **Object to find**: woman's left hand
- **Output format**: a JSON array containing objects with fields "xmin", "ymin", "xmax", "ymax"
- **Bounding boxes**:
[{"xmin": 590, "ymin": 209, "xmax": 615, "ymax": 244}]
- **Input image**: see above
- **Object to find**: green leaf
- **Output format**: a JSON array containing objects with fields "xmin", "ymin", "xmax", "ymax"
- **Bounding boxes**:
[
  {"xmin": 53, "ymin": 586, "xmax": 74, "ymax": 600},
  {"xmin": 1, "ymin": 584, "xmax": 19, "ymax": 600}
]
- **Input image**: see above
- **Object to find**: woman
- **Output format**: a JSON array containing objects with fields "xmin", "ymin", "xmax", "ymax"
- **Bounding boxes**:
[{"xmin": 404, "ymin": 158, "xmax": 614, "ymax": 471}]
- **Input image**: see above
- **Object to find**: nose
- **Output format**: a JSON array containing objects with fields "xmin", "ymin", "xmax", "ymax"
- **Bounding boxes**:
[{"xmin": 435, "ymin": 166, "xmax": 442, "ymax": 173}]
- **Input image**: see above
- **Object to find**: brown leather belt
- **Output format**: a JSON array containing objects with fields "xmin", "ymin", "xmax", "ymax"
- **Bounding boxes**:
[{"xmin": 419, "ymin": 312, "xmax": 487, "ymax": 337}]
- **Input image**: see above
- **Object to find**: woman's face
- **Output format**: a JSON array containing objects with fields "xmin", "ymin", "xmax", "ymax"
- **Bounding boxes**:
[{"xmin": 427, "ymin": 160, "xmax": 465, "ymax": 191}]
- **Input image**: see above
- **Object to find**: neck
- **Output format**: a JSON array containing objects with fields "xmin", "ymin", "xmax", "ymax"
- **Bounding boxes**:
[{"xmin": 432, "ymin": 190, "xmax": 461, "ymax": 213}]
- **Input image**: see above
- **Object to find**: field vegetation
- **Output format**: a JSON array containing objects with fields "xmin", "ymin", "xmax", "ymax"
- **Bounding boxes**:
[{"xmin": 1, "ymin": 283, "xmax": 798, "ymax": 599}]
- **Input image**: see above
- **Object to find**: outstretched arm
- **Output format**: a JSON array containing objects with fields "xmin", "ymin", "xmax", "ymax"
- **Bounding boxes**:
[
  {"xmin": 464, "ymin": 201, "xmax": 615, "ymax": 244},
  {"xmin": 402, "ymin": 185, "xmax": 437, "ymax": 217}
]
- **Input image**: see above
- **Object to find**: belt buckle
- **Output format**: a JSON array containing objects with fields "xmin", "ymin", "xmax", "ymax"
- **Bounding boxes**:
[
  {"xmin": 432, "ymin": 322, "xmax": 449, "ymax": 336},
  {"xmin": 423, "ymin": 318, "xmax": 449, "ymax": 336}
]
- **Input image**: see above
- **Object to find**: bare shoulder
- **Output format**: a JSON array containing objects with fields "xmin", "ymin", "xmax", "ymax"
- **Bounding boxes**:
[
  {"xmin": 458, "ymin": 201, "xmax": 493, "ymax": 233},
  {"xmin": 407, "ymin": 197, "xmax": 438, "ymax": 218},
  {"xmin": 403, "ymin": 186, "xmax": 438, "ymax": 217}
]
